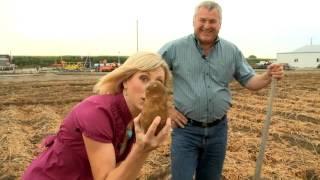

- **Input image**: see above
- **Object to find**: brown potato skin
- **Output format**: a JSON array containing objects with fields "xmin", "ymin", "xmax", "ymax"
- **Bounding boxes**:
[{"xmin": 140, "ymin": 81, "xmax": 168, "ymax": 135}]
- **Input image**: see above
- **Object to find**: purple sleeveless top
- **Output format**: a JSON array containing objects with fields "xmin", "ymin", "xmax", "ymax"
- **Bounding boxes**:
[{"xmin": 22, "ymin": 93, "xmax": 133, "ymax": 180}]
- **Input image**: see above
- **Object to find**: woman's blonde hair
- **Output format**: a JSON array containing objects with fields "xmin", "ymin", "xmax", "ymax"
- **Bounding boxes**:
[{"xmin": 93, "ymin": 52, "xmax": 172, "ymax": 95}]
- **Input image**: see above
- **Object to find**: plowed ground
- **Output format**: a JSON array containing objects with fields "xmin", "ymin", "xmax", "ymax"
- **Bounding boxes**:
[{"xmin": 0, "ymin": 71, "xmax": 319, "ymax": 180}]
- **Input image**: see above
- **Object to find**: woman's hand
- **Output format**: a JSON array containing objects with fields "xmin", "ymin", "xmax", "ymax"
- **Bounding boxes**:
[{"xmin": 133, "ymin": 114, "xmax": 171, "ymax": 153}]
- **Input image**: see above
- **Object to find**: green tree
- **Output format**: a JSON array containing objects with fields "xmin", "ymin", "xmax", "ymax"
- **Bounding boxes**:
[{"xmin": 248, "ymin": 55, "xmax": 257, "ymax": 59}]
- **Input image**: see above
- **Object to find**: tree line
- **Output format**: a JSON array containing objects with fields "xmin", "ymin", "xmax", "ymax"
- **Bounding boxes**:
[
  {"xmin": 12, "ymin": 56, "xmax": 128, "ymax": 68},
  {"xmin": 11, "ymin": 55, "xmax": 271, "ymax": 68}
]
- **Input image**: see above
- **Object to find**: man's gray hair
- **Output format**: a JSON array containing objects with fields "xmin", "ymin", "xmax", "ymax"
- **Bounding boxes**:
[{"xmin": 194, "ymin": 1, "xmax": 222, "ymax": 21}]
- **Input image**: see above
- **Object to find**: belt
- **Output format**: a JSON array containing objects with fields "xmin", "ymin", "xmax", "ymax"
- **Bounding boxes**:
[{"xmin": 187, "ymin": 115, "xmax": 226, "ymax": 128}]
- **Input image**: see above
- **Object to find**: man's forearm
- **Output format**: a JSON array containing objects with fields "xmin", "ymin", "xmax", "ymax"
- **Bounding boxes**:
[{"xmin": 245, "ymin": 72, "xmax": 272, "ymax": 91}]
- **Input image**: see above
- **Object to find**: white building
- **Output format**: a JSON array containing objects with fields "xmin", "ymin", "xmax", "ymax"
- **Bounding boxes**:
[{"xmin": 277, "ymin": 45, "xmax": 320, "ymax": 68}]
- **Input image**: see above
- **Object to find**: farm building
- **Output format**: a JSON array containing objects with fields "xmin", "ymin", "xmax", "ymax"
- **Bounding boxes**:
[
  {"xmin": 0, "ymin": 54, "xmax": 11, "ymax": 65},
  {"xmin": 277, "ymin": 45, "xmax": 320, "ymax": 68},
  {"xmin": 0, "ymin": 54, "xmax": 15, "ymax": 70}
]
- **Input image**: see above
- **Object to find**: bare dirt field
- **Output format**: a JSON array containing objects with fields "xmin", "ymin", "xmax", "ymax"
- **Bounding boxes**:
[{"xmin": 0, "ymin": 71, "xmax": 319, "ymax": 180}]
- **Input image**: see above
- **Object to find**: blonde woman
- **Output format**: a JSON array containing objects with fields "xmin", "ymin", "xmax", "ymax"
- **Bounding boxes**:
[{"xmin": 23, "ymin": 52, "xmax": 172, "ymax": 180}]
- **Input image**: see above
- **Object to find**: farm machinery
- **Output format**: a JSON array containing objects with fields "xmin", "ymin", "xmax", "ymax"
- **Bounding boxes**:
[
  {"xmin": 52, "ymin": 60, "xmax": 84, "ymax": 71},
  {"xmin": 51, "ymin": 57, "xmax": 119, "ymax": 72},
  {"xmin": 93, "ymin": 58, "xmax": 119, "ymax": 72},
  {"xmin": 51, "ymin": 56, "xmax": 94, "ymax": 72},
  {"xmin": 62, "ymin": 62, "xmax": 84, "ymax": 71},
  {"xmin": 95, "ymin": 62, "xmax": 119, "ymax": 72}
]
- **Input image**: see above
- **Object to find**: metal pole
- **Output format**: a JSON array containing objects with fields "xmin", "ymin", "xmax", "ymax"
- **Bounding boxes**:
[
  {"xmin": 136, "ymin": 18, "xmax": 139, "ymax": 52},
  {"xmin": 118, "ymin": 51, "xmax": 120, "ymax": 65},
  {"xmin": 254, "ymin": 77, "xmax": 277, "ymax": 180}
]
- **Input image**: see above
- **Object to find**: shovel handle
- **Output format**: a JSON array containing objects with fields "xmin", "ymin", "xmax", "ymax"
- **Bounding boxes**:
[{"xmin": 254, "ymin": 77, "xmax": 277, "ymax": 180}]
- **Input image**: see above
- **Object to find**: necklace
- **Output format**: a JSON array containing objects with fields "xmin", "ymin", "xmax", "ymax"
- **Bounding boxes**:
[
  {"xmin": 119, "ymin": 122, "xmax": 133, "ymax": 155},
  {"xmin": 127, "ymin": 129, "xmax": 133, "ymax": 139},
  {"xmin": 126, "ymin": 121, "xmax": 133, "ymax": 139}
]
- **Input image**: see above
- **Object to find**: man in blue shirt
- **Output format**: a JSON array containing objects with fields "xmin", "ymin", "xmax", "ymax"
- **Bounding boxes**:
[{"xmin": 159, "ymin": 1, "xmax": 284, "ymax": 180}]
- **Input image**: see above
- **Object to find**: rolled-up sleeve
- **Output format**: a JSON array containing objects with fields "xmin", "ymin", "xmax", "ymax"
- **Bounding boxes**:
[
  {"xmin": 234, "ymin": 49, "xmax": 255, "ymax": 86},
  {"xmin": 74, "ymin": 101, "xmax": 113, "ymax": 143}
]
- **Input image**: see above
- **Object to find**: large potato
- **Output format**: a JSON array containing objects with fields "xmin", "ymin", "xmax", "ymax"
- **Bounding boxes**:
[{"xmin": 140, "ymin": 81, "xmax": 168, "ymax": 135}]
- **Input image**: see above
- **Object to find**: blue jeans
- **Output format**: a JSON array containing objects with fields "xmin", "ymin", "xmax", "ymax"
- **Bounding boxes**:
[{"xmin": 171, "ymin": 116, "xmax": 228, "ymax": 180}]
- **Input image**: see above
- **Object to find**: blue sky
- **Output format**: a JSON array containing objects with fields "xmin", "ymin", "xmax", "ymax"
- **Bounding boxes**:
[{"xmin": 0, "ymin": 0, "xmax": 319, "ymax": 58}]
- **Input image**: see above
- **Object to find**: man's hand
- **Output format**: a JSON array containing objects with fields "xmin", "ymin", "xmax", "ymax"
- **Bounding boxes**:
[
  {"xmin": 245, "ymin": 63, "xmax": 284, "ymax": 91},
  {"xmin": 168, "ymin": 108, "xmax": 188, "ymax": 128},
  {"xmin": 266, "ymin": 63, "xmax": 284, "ymax": 80}
]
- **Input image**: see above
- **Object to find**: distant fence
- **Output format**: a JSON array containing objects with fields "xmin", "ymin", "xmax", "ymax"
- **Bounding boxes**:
[{"xmin": 0, "ymin": 65, "xmax": 16, "ymax": 71}]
